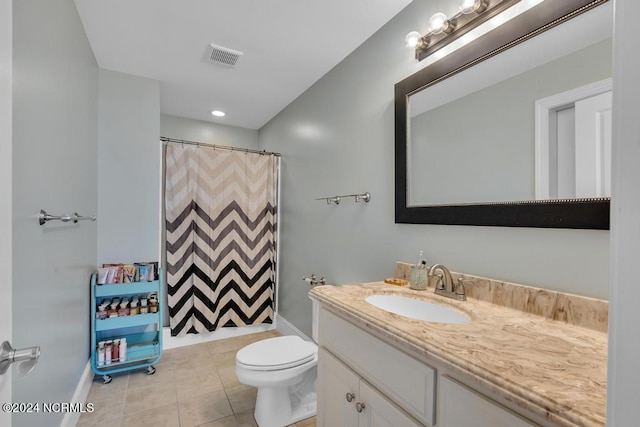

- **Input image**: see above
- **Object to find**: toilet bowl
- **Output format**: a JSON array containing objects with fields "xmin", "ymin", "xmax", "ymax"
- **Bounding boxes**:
[{"xmin": 236, "ymin": 335, "xmax": 318, "ymax": 427}]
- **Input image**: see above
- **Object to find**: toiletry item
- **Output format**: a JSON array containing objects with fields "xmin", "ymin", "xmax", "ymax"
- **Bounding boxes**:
[
  {"xmin": 112, "ymin": 339, "xmax": 120, "ymax": 363},
  {"xmin": 118, "ymin": 301, "xmax": 129, "ymax": 317},
  {"xmin": 105, "ymin": 267, "xmax": 115, "ymax": 284},
  {"xmin": 108, "ymin": 303, "xmax": 119, "ymax": 318},
  {"xmin": 97, "ymin": 342, "xmax": 105, "ymax": 367},
  {"xmin": 96, "ymin": 305, "xmax": 107, "ymax": 320},
  {"xmin": 384, "ymin": 278, "xmax": 407, "ymax": 286},
  {"xmin": 105, "ymin": 341, "xmax": 112, "ymax": 365},
  {"xmin": 409, "ymin": 265, "xmax": 428, "ymax": 291},
  {"xmin": 97, "ymin": 268, "xmax": 109, "ymax": 285},
  {"xmin": 146, "ymin": 263, "xmax": 154, "ymax": 282},
  {"xmin": 151, "ymin": 262, "xmax": 159, "ymax": 280},
  {"xmin": 123, "ymin": 265, "xmax": 136, "ymax": 283},
  {"xmin": 130, "ymin": 300, "xmax": 139, "ymax": 315},
  {"xmin": 137, "ymin": 265, "xmax": 147, "ymax": 283},
  {"xmin": 139, "ymin": 297, "xmax": 148, "ymax": 314},
  {"xmin": 149, "ymin": 294, "xmax": 158, "ymax": 313},
  {"xmin": 119, "ymin": 338, "xmax": 127, "ymax": 362}
]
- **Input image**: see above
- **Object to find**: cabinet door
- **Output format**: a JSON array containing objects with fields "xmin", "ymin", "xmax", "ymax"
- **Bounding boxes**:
[
  {"xmin": 358, "ymin": 380, "xmax": 422, "ymax": 427},
  {"xmin": 438, "ymin": 376, "xmax": 535, "ymax": 427},
  {"xmin": 317, "ymin": 348, "xmax": 360, "ymax": 427}
]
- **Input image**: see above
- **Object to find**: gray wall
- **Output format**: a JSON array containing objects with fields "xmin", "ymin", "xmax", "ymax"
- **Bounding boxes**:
[
  {"xmin": 259, "ymin": 0, "xmax": 610, "ymax": 337},
  {"xmin": 12, "ymin": 1, "xmax": 98, "ymax": 425},
  {"xmin": 98, "ymin": 70, "xmax": 160, "ymax": 265},
  {"xmin": 410, "ymin": 39, "xmax": 612, "ymax": 205},
  {"xmin": 161, "ymin": 114, "xmax": 260, "ymax": 150}
]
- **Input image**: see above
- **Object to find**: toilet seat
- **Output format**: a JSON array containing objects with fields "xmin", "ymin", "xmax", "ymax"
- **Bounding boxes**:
[{"xmin": 236, "ymin": 336, "xmax": 317, "ymax": 371}]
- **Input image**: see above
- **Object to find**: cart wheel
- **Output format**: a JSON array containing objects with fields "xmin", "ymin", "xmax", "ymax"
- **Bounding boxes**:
[
  {"xmin": 146, "ymin": 366, "xmax": 156, "ymax": 375},
  {"xmin": 102, "ymin": 375, "xmax": 112, "ymax": 384}
]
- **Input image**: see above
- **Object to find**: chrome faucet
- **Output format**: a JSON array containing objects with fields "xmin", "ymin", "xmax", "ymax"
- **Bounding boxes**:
[{"xmin": 428, "ymin": 264, "xmax": 466, "ymax": 301}]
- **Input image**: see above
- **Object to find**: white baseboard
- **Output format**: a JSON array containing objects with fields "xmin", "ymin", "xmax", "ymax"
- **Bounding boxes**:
[
  {"xmin": 162, "ymin": 323, "xmax": 276, "ymax": 350},
  {"xmin": 276, "ymin": 314, "xmax": 310, "ymax": 341},
  {"xmin": 61, "ymin": 360, "xmax": 93, "ymax": 427}
]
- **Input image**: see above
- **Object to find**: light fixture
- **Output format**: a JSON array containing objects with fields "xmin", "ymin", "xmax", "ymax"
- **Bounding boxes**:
[
  {"xmin": 428, "ymin": 13, "xmax": 454, "ymax": 35},
  {"xmin": 459, "ymin": 0, "xmax": 489, "ymax": 15},
  {"xmin": 405, "ymin": 31, "xmax": 422, "ymax": 48},
  {"xmin": 409, "ymin": 0, "xmax": 525, "ymax": 61},
  {"xmin": 211, "ymin": 110, "xmax": 225, "ymax": 117}
]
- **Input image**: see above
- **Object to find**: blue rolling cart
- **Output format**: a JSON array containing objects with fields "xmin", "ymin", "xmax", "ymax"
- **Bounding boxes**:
[{"xmin": 90, "ymin": 269, "xmax": 163, "ymax": 384}]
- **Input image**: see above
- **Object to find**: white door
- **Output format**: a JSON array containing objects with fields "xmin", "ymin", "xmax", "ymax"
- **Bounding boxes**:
[
  {"xmin": 317, "ymin": 348, "xmax": 360, "ymax": 427},
  {"xmin": 0, "ymin": 1, "xmax": 12, "ymax": 426},
  {"xmin": 358, "ymin": 380, "xmax": 421, "ymax": 427},
  {"xmin": 575, "ymin": 91, "xmax": 613, "ymax": 198}
]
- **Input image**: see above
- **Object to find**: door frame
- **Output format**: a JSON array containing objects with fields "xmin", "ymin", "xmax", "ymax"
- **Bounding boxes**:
[{"xmin": 0, "ymin": 0, "xmax": 13, "ymax": 425}]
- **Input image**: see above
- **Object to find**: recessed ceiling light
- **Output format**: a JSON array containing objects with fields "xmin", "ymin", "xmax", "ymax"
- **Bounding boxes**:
[{"xmin": 211, "ymin": 110, "xmax": 225, "ymax": 117}]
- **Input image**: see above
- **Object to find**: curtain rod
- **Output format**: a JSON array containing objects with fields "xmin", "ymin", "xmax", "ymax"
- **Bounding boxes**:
[{"xmin": 160, "ymin": 137, "xmax": 281, "ymax": 157}]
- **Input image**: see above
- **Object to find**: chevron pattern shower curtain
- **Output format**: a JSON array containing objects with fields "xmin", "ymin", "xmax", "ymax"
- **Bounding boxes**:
[{"xmin": 165, "ymin": 143, "xmax": 278, "ymax": 336}]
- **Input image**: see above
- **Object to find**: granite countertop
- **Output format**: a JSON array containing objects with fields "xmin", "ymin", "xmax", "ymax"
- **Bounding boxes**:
[{"xmin": 310, "ymin": 282, "xmax": 607, "ymax": 427}]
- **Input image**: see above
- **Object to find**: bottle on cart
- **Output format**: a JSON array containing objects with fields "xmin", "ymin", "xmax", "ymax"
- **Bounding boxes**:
[
  {"xmin": 119, "ymin": 338, "xmax": 127, "ymax": 362},
  {"xmin": 113, "ymin": 339, "xmax": 120, "ymax": 363},
  {"xmin": 105, "ymin": 341, "xmax": 112, "ymax": 365},
  {"xmin": 97, "ymin": 341, "xmax": 105, "ymax": 367}
]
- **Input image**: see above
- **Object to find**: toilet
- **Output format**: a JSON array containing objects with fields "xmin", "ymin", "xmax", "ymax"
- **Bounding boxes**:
[{"xmin": 235, "ymin": 302, "xmax": 319, "ymax": 427}]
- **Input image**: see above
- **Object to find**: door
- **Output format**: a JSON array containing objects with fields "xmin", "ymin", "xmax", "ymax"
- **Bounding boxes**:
[
  {"xmin": 574, "ymin": 91, "xmax": 613, "ymax": 197},
  {"xmin": 358, "ymin": 380, "xmax": 421, "ymax": 427},
  {"xmin": 317, "ymin": 348, "xmax": 359, "ymax": 427},
  {"xmin": 0, "ymin": 1, "xmax": 12, "ymax": 426}
]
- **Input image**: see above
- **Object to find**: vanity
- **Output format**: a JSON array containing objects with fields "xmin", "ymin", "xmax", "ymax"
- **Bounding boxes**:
[{"xmin": 309, "ymin": 270, "xmax": 607, "ymax": 427}]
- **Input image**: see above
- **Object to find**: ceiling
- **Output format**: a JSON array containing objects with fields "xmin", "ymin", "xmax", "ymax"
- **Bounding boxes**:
[{"xmin": 74, "ymin": 0, "xmax": 413, "ymax": 130}]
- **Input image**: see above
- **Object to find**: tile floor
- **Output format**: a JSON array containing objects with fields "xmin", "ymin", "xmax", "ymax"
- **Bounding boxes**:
[{"xmin": 77, "ymin": 330, "xmax": 317, "ymax": 427}]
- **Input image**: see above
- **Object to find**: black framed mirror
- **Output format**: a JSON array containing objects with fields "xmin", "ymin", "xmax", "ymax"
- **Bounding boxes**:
[{"xmin": 395, "ymin": 0, "xmax": 610, "ymax": 229}]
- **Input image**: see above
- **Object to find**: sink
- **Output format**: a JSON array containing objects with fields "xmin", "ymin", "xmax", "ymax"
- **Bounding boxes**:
[{"xmin": 365, "ymin": 294, "xmax": 469, "ymax": 324}]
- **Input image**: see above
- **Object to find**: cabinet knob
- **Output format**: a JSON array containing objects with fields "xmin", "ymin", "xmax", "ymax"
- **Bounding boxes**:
[
  {"xmin": 356, "ymin": 402, "xmax": 366, "ymax": 413},
  {"xmin": 345, "ymin": 392, "xmax": 355, "ymax": 403}
]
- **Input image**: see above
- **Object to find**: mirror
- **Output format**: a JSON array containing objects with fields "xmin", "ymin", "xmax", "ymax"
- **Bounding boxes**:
[{"xmin": 395, "ymin": 0, "xmax": 611, "ymax": 229}]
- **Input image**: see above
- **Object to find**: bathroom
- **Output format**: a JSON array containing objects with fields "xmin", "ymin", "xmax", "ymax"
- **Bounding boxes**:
[{"xmin": 1, "ymin": 0, "xmax": 639, "ymax": 426}]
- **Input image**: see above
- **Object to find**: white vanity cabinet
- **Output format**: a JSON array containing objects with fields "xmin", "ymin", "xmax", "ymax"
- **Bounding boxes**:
[
  {"xmin": 317, "ymin": 308, "xmax": 436, "ymax": 426},
  {"xmin": 318, "ymin": 348, "xmax": 421, "ymax": 427},
  {"xmin": 316, "ymin": 306, "xmax": 540, "ymax": 427}
]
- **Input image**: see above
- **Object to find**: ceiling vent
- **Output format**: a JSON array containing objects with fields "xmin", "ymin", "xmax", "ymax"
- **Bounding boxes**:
[{"xmin": 206, "ymin": 43, "xmax": 243, "ymax": 67}]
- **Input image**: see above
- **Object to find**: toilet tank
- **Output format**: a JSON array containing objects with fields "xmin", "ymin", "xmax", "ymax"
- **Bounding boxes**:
[{"xmin": 311, "ymin": 298, "xmax": 319, "ymax": 343}]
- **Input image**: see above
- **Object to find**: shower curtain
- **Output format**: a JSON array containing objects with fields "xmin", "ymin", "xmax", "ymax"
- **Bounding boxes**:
[{"xmin": 164, "ymin": 143, "xmax": 278, "ymax": 336}]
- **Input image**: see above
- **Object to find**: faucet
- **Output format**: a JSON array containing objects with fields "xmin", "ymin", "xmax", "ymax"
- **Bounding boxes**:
[{"xmin": 428, "ymin": 264, "xmax": 466, "ymax": 301}]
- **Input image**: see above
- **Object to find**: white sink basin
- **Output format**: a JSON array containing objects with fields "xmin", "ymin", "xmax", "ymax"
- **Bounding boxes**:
[{"xmin": 365, "ymin": 294, "xmax": 469, "ymax": 324}]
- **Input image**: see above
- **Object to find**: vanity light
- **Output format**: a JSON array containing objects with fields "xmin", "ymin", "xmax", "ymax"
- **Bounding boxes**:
[
  {"xmin": 428, "ymin": 13, "xmax": 454, "ymax": 35},
  {"xmin": 405, "ymin": 31, "xmax": 422, "ymax": 48},
  {"xmin": 410, "ymin": 0, "xmax": 522, "ymax": 61},
  {"xmin": 211, "ymin": 110, "xmax": 225, "ymax": 117},
  {"xmin": 459, "ymin": 0, "xmax": 489, "ymax": 14}
]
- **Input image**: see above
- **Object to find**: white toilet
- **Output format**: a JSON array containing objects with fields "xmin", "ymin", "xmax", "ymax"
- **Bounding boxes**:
[{"xmin": 235, "ymin": 302, "xmax": 319, "ymax": 427}]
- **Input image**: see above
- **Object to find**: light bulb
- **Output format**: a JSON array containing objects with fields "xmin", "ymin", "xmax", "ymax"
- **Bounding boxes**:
[
  {"xmin": 459, "ymin": 0, "xmax": 488, "ymax": 14},
  {"xmin": 211, "ymin": 110, "xmax": 225, "ymax": 117},
  {"xmin": 428, "ymin": 12, "xmax": 450, "ymax": 34},
  {"xmin": 404, "ymin": 31, "xmax": 422, "ymax": 48}
]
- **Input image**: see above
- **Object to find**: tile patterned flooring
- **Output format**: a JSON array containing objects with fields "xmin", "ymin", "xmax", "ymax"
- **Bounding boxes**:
[{"xmin": 78, "ymin": 330, "xmax": 317, "ymax": 427}]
